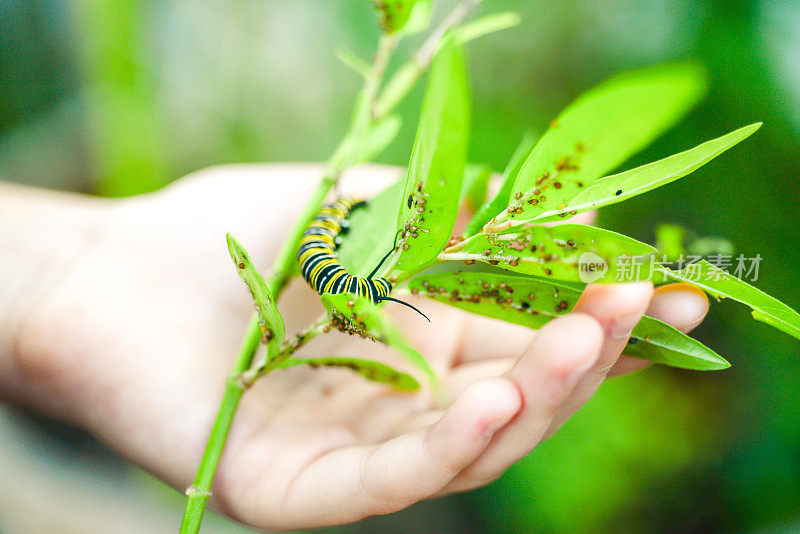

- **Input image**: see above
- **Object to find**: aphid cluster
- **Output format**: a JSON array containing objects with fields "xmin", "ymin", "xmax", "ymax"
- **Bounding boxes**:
[
  {"xmin": 499, "ymin": 141, "xmax": 588, "ymax": 221},
  {"xmin": 328, "ymin": 308, "xmax": 373, "ymax": 339},
  {"xmin": 398, "ymin": 181, "xmax": 430, "ymax": 252},
  {"xmin": 412, "ymin": 276, "xmax": 577, "ymax": 316}
]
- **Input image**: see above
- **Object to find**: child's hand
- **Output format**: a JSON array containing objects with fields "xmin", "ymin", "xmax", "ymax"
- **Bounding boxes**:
[{"xmin": 0, "ymin": 164, "xmax": 709, "ymax": 530}]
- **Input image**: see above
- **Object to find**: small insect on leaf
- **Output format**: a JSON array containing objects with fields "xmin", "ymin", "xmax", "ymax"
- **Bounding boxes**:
[
  {"xmin": 443, "ymin": 224, "xmax": 657, "ymax": 283},
  {"xmin": 393, "ymin": 36, "xmax": 470, "ymax": 274},
  {"xmin": 514, "ymin": 123, "xmax": 761, "ymax": 224},
  {"xmin": 275, "ymin": 357, "xmax": 420, "ymax": 392},
  {"xmin": 408, "ymin": 272, "xmax": 729, "ymax": 371},
  {"xmin": 226, "ymin": 234, "xmax": 286, "ymax": 359},
  {"xmin": 321, "ymin": 293, "xmax": 437, "ymax": 383},
  {"xmin": 494, "ymin": 62, "xmax": 708, "ymax": 226}
]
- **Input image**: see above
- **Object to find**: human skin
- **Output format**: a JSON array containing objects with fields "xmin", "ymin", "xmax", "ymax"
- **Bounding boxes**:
[{"xmin": 0, "ymin": 164, "xmax": 710, "ymax": 530}]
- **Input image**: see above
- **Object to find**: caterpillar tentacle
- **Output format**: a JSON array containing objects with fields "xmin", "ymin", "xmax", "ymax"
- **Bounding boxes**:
[{"xmin": 375, "ymin": 296, "xmax": 430, "ymax": 322}]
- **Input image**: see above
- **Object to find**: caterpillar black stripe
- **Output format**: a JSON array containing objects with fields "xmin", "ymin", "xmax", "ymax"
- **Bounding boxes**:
[{"xmin": 298, "ymin": 197, "xmax": 429, "ymax": 321}]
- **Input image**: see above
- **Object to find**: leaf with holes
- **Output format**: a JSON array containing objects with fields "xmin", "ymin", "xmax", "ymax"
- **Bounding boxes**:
[
  {"xmin": 275, "ymin": 357, "xmax": 420, "ymax": 392},
  {"xmin": 393, "ymin": 37, "xmax": 470, "ymax": 274},
  {"xmin": 226, "ymin": 234, "xmax": 285, "ymax": 359},
  {"xmin": 407, "ymin": 272, "xmax": 729, "ymax": 370},
  {"xmin": 663, "ymin": 260, "xmax": 800, "ymax": 340},
  {"xmin": 443, "ymin": 224, "xmax": 657, "ymax": 283},
  {"xmin": 490, "ymin": 62, "xmax": 707, "ymax": 227}
]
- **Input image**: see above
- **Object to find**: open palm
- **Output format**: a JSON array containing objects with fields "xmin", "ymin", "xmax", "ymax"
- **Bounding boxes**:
[{"xmin": 8, "ymin": 164, "xmax": 710, "ymax": 530}]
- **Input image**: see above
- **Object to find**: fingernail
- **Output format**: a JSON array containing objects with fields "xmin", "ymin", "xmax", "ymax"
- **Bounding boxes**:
[
  {"xmin": 610, "ymin": 313, "xmax": 641, "ymax": 340},
  {"xmin": 655, "ymin": 282, "xmax": 709, "ymax": 303}
]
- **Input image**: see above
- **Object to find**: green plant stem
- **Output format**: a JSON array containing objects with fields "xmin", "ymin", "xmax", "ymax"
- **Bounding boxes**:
[
  {"xmin": 179, "ymin": 34, "xmax": 398, "ymax": 534},
  {"xmin": 243, "ymin": 314, "xmax": 330, "ymax": 383},
  {"xmin": 180, "ymin": 5, "xmax": 477, "ymax": 530},
  {"xmin": 180, "ymin": 315, "xmax": 260, "ymax": 534},
  {"xmin": 373, "ymin": 0, "xmax": 483, "ymax": 120}
]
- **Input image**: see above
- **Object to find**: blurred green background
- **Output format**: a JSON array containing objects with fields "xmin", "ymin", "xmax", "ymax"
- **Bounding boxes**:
[{"xmin": 1, "ymin": 0, "xmax": 799, "ymax": 532}]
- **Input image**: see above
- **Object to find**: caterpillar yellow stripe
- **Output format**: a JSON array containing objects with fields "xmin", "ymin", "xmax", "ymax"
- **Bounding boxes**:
[{"xmin": 298, "ymin": 197, "xmax": 429, "ymax": 321}]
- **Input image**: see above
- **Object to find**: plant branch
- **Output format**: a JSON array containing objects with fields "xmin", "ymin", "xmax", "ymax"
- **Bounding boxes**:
[
  {"xmin": 180, "ymin": 314, "xmax": 260, "ymax": 534},
  {"xmin": 180, "ymin": 313, "xmax": 328, "ymax": 532},
  {"xmin": 241, "ymin": 314, "xmax": 330, "ymax": 385},
  {"xmin": 373, "ymin": 0, "xmax": 483, "ymax": 120},
  {"xmin": 180, "ymin": 32, "xmax": 400, "ymax": 534},
  {"xmin": 180, "ymin": 7, "xmax": 480, "ymax": 528}
]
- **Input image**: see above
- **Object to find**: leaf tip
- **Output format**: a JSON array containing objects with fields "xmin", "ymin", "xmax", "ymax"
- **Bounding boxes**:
[{"xmin": 226, "ymin": 233, "xmax": 244, "ymax": 260}]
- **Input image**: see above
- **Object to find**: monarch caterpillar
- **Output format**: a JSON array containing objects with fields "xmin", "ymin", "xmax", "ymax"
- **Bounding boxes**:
[{"xmin": 298, "ymin": 197, "xmax": 429, "ymax": 321}]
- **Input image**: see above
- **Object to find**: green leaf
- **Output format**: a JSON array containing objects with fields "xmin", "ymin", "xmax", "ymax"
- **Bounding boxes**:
[
  {"xmin": 396, "ymin": 0, "xmax": 433, "ymax": 36},
  {"xmin": 328, "ymin": 93, "xmax": 372, "ymax": 173},
  {"xmin": 276, "ymin": 357, "xmax": 420, "ymax": 392},
  {"xmin": 335, "ymin": 48, "xmax": 371, "ymax": 78},
  {"xmin": 655, "ymin": 224, "xmax": 735, "ymax": 262},
  {"xmin": 408, "ymin": 271, "xmax": 729, "ymax": 370},
  {"xmin": 503, "ymin": 123, "xmax": 761, "ymax": 224},
  {"xmin": 393, "ymin": 38, "xmax": 470, "ymax": 274},
  {"xmin": 372, "ymin": 0, "xmax": 422, "ymax": 33},
  {"xmin": 226, "ymin": 234, "xmax": 286, "ymax": 358},
  {"xmin": 443, "ymin": 224, "xmax": 657, "ymax": 283},
  {"xmin": 321, "ymin": 293, "xmax": 437, "ymax": 382},
  {"xmin": 687, "ymin": 236, "xmax": 735, "ymax": 258},
  {"xmin": 336, "ymin": 179, "xmax": 404, "ymax": 277},
  {"xmin": 454, "ymin": 11, "xmax": 522, "ymax": 44},
  {"xmin": 461, "ymin": 164, "xmax": 494, "ymax": 212},
  {"xmin": 358, "ymin": 115, "xmax": 402, "ymax": 163},
  {"xmin": 655, "ymin": 224, "xmax": 687, "ymax": 262},
  {"xmin": 623, "ymin": 315, "xmax": 729, "ymax": 370},
  {"xmin": 463, "ymin": 132, "xmax": 536, "ymax": 237},
  {"xmin": 663, "ymin": 260, "xmax": 800, "ymax": 340},
  {"xmin": 491, "ymin": 62, "xmax": 707, "ymax": 227}
]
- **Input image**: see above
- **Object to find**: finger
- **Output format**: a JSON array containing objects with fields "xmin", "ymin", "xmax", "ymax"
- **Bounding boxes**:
[
  {"xmin": 263, "ymin": 377, "xmax": 521, "ymax": 529},
  {"xmin": 397, "ymin": 356, "xmax": 520, "ymax": 434},
  {"xmin": 440, "ymin": 313, "xmax": 603, "ymax": 494},
  {"xmin": 392, "ymin": 408, "xmax": 445, "ymax": 435},
  {"xmin": 541, "ymin": 282, "xmax": 653, "ymax": 439},
  {"xmin": 607, "ymin": 356, "xmax": 651, "ymax": 376},
  {"xmin": 644, "ymin": 282, "xmax": 710, "ymax": 332},
  {"xmin": 456, "ymin": 315, "xmax": 535, "ymax": 363},
  {"xmin": 608, "ymin": 282, "xmax": 710, "ymax": 377},
  {"xmin": 439, "ymin": 357, "xmax": 516, "ymax": 405}
]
